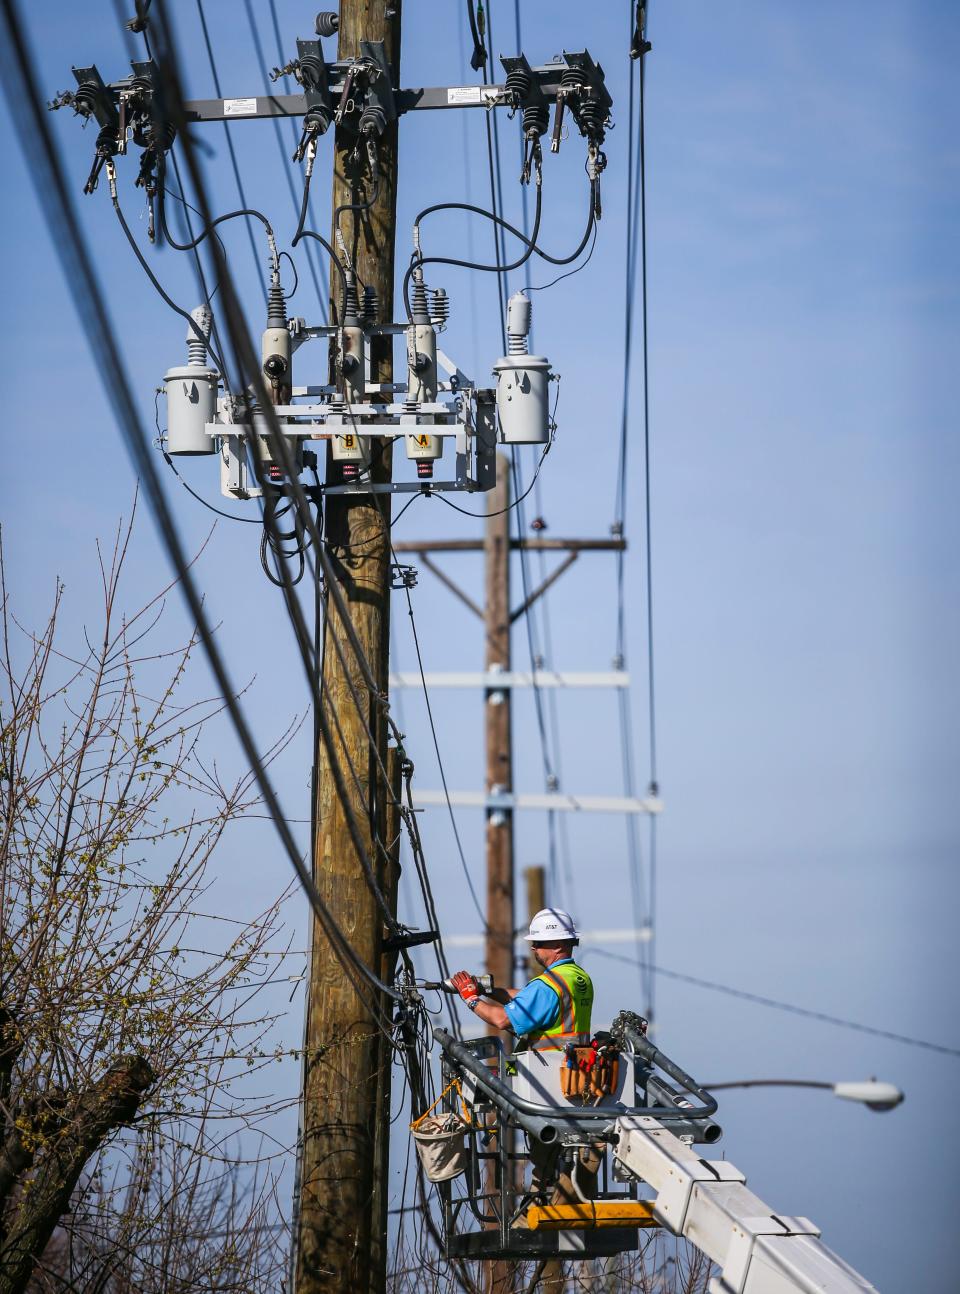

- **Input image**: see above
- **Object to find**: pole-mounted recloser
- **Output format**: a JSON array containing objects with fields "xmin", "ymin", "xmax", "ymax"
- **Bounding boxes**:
[{"xmin": 295, "ymin": 3, "xmax": 401, "ymax": 1293}]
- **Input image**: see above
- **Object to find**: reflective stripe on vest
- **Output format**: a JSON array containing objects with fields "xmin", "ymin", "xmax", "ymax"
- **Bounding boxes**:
[{"xmin": 526, "ymin": 961, "xmax": 593, "ymax": 1049}]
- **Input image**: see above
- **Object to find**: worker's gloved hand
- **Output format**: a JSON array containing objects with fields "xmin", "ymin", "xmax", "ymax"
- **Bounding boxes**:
[{"xmin": 450, "ymin": 971, "xmax": 481, "ymax": 1008}]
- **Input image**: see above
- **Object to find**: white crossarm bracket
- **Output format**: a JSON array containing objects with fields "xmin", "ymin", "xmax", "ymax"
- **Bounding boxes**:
[
  {"xmin": 407, "ymin": 789, "xmax": 663, "ymax": 815},
  {"xmin": 613, "ymin": 1116, "xmax": 878, "ymax": 1294},
  {"xmin": 389, "ymin": 671, "xmax": 631, "ymax": 689}
]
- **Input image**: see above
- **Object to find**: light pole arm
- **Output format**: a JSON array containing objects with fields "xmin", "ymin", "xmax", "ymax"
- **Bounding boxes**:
[
  {"xmin": 704, "ymin": 1078, "xmax": 904, "ymax": 1111},
  {"xmin": 705, "ymin": 1079, "xmax": 832, "ymax": 1091}
]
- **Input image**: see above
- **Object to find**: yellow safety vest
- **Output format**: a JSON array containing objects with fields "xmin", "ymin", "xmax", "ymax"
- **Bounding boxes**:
[{"xmin": 526, "ymin": 960, "xmax": 594, "ymax": 1051}]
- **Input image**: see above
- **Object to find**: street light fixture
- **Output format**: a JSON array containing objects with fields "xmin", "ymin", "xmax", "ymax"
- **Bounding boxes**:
[{"xmin": 704, "ymin": 1078, "xmax": 904, "ymax": 1112}]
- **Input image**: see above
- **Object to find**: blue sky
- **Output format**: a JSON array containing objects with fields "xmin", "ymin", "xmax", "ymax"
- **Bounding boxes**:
[{"xmin": 1, "ymin": 1, "xmax": 958, "ymax": 1288}]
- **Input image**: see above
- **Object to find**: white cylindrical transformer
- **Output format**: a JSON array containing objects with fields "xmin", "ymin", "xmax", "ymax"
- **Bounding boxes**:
[
  {"xmin": 491, "ymin": 354, "xmax": 552, "ymax": 444},
  {"xmin": 405, "ymin": 322, "xmax": 443, "ymax": 477},
  {"xmin": 164, "ymin": 365, "xmax": 218, "ymax": 455}
]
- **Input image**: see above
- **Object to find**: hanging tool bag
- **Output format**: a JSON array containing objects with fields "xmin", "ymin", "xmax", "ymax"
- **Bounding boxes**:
[
  {"xmin": 560, "ymin": 1041, "xmax": 620, "ymax": 1103},
  {"xmin": 410, "ymin": 1079, "xmax": 471, "ymax": 1182}
]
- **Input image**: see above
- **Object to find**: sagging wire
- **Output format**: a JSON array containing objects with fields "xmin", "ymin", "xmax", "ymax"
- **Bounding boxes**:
[
  {"xmin": 110, "ymin": 181, "xmax": 227, "ymax": 376},
  {"xmin": 434, "ymin": 415, "xmax": 554, "ymax": 520},
  {"xmin": 141, "ymin": 10, "xmax": 421, "ymax": 1007},
  {"xmin": 256, "ymin": 0, "xmax": 328, "ymax": 316},
  {"xmin": 0, "ymin": 0, "xmax": 403, "ymax": 1032},
  {"xmin": 113, "ymin": 29, "xmax": 403, "ymax": 941},
  {"xmin": 142, "ymin": 64, "xmax": 418, "ymax": 983},
  {"xmin": 483, "ymin": 0, "xmax": 565, "ymax": 922},
  {"xmin": 259, "ymin": 489, "xmax": 317, "ymax": 587},
  {"xmin": 400, "ymin": 176, "xmax": 601, "ymax": 324},
  {"xmin": 153, "ymin": 389, "xmax": 259, "ymax": 524},
  {"xmin": 193, "ymin": 0, "xmax": 267, "ymax": 299},
  {"xmin": 613, "ymin": 0, "xmax": 657, "ymax": 1020},
  {"xmin": 291, "ymin": 126, "xmax": 381, "ymax": 325}
]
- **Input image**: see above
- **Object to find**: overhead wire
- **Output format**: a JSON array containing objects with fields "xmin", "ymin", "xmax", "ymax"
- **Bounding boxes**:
[
  {"xmin": 111, "ymin": 186, "xmax": 227, "ymax": 376},
  {"xmin": 505, "ymin": 0, "xmax": 577, "ymax": 909},
  {"xmin": 130, "ymin": 11, "xmax": 410, "ymax": 955},
  {"xmin": 109, "ymin": 11, "xmax": 233, "ymax": 376},
  {"xmin": 612, "ymin": 0, "xmax": 657, "ymax": 1019},
  {"xmin": 114, "ymin": 6, "xmax": 418, "ymax": 1011},
  {"xmin": 249, "ymin": 0, "xmax": 327, "ymax": 318},
  {"xmin": 397, "ymin": 578, "xmax": 486, "ymax": 933},
  {"xmin": 482, "ymin": 0, "xmax": 565, "ymax": 917},
  {"xmin": 432, "ymin": 442, "xmax": 550, "ymax": 519},
  {"xmin": 586, "ymin": 949, "xmax": 960, "ymax": 1059},
  {"xmin": 193, "ymin": 0, "xmax": 267, "ymax": 298},
  {"xmin": 0, "ymin": 0, "xmax": 402, "ymax": 1031},
  {"xmin": 149, "ymin": 6, "xmax": 471, "ymax": 1086},
  {"xmin": 401, "ymin": 185, "xmax": 596, "ymax": 323}
]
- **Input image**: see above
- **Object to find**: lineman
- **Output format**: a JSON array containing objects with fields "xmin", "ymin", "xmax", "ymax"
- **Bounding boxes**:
[{"xmin": 450, "ymin": 907, "xmax": 593, "ymax": 1049}]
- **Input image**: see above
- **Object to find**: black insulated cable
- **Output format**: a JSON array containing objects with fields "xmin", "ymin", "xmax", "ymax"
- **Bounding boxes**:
[
  {"xmin": 194, "ymin": 0, "xmax": 267, "ymax": 299},
  {"xmin": 401, "ymin": 179, "xmax": 598, "ymax": 321},
  {"xmin": 0, "ymin": 0, "xmax": 401, "ymax": 1019},
  {"xmin": 111, "ymin": 187, "xmax": 227, "ymax": 376},
  {"xmin": 156, "ymin": 152, "xmax": 275, "ymax": 257},
  {"xmin": 147, "ymin": 6, "xmax": 412, "ymax": 946},
  {"xmin": 466, "ymin": 0, "xmax": 486, "ymax": 70}
]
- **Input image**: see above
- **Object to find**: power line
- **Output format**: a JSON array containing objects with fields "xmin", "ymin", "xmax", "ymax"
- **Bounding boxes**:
[
  {"xmin": 158, "ymin": 13, "xmax": 464, "ymax": 1078},
  {"xmin": 612, "ymin": 0, "xmax": 656, "ymax": 1019},
  {"xmin": 0, "ymin": 0, "xmax": 402, "ymax": 1031},
  {"xmin": 243, "ymin": 0, "xmax": 327, "ymax": 318},
  {"xmin": 398, "ymin": 577, "xmax": 487, "ymax": 933},
  {"xmin": 586, "ymin": 948, "xmax": 960, "ymax": 1059},
  {"xmin": 193, "ymin": 0, "xmax": 267, "ymax": 299}
]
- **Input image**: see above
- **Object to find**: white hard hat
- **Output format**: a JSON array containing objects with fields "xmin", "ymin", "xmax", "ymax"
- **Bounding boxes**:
[{"xmin": 524, "ymin": 908, "xmax": 580, "ymax": 943}]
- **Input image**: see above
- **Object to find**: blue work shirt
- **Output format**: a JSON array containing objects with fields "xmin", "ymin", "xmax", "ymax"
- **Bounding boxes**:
[{"xmin": 503, "ymin": 958, "xmax": 575, "ymax": 1035}]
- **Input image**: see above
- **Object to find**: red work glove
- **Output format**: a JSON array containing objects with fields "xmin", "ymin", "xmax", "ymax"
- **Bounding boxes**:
[{"xmin": 450, "ymin": 971, "xmax": 481, "ymax": 1009}]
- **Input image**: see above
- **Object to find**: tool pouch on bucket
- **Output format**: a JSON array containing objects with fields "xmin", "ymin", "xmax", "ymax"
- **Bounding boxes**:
[{"xmin": 559, "ymin": 1046, "xmax": 620, "ymax": 1102}]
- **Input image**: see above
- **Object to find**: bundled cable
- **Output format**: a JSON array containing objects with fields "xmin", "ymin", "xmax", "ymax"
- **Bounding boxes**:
[{"xmin": 401, "ymin": 176, "xmax": 597, "ymax": 322}]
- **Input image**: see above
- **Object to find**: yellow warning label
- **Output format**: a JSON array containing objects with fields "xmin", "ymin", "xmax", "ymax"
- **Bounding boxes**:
[
  {"xmin": 416, "ymin": 434, "xmax": 431, "ymax": 448},
  {"xmin": 342, "ymin": 435, "xmax": 355, "ymax": 449}
]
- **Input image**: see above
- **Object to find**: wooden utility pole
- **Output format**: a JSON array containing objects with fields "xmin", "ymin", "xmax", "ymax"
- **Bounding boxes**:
[
  {"xmin": 485, "ymin": 458, "xmax": 515, "ymax": 1294},
  {"xmin": 296, "ymin": 3, "xmax": 401, "ymax": 1291},
  {"xmin": 485, "ymin": 457, "xmax": 514, "ymax": 1002},
  {"xmin": 524, "ymin": 865, "xmax": 545, "ymax": 980}
]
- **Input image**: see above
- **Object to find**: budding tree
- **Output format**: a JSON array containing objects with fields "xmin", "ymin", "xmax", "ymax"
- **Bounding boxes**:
[{"xmin": 0, "ymin": 512, "xmax": 299, "ymax": 1292}]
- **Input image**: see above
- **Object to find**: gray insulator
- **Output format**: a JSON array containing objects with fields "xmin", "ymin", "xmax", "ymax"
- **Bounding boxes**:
[
  {"xmin": 504, "ymin": 66, "xmax": 532, "ymax": 109},
  {"xmin": 342, "ymin": 276, "xmax": 361, "ymax": 327},
  {"xmin": 362, "ymin": 284, "xmax": 379, "ymax": 325},
  {"xmin": 315, "ymin": 11, "xmax": 339, "ymax": 37},
  {"xmin": 523, "ymin": 101, "xmax": 549, "ymax": 140},
  {"xmin": 186, "ymin": 305, "xmax": 212, "ymax": 365},
  {"xmin": 411, "ymin": 277, "xmax": 430, "ymax": 326},
  {"xmin": 506, "ymin": 291, "xmax": 531, "ymax": 355},
  {"xmin": 359, "ymin": 102, "xmax": 386, "ymax": 138},
  {"xmin": 429, "ymin": 287, "xmax": 449, "ymax": 330},
  {"xmin": 267, "ymin": 281, "xmax": 286, "ymax": 331},
  {"xmin": 577, "ymin": 94, "xmax": 607, "ymax": 145}
]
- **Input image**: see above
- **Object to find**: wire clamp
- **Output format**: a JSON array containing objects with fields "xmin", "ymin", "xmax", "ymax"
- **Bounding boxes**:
[{"xmin": 391, "ymin": 563, "xmax": 418, "ymax": 590}]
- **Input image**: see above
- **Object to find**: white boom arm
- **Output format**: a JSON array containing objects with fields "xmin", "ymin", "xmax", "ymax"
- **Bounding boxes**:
[{"xmin": 613, "ymin": 1116, "xmax": 879, "ymax": 1294}]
